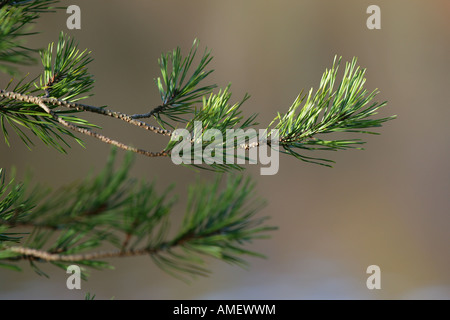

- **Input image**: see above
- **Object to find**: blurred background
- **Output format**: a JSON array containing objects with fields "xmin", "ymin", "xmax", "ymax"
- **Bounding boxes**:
[{"xmin": 0, "ymin": 0, "xmax": 449, "ymax": 299}]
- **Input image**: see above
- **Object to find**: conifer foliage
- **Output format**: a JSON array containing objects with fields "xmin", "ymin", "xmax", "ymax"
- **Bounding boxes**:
[{"xmin": 0, "ymin": 1, "xmax": 394, "ymax": 281}]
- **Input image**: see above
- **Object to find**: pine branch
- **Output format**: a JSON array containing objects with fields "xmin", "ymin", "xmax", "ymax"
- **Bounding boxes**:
[
  {"xmin": 2, "ymin": 28, "xmax": 394, "ymax": 170},
  {"xmin": 268, "ymin": 56, "xmax": 396, "ymax": 166},
  {"xmin": 164, "ymin": 85, "xmax": 259, "ymax": 172},
  {"xmin": 39, "ymin": 32, "xmax": 94, "ymax": 101},
  {"xmin": 0, "ymin": 0, "xmax": 397, "ymax": 287},
  {"xmin": 6, "ymin": 246, "xmax": 159, "ymax": 262},
  {"xmin": 1, "ymin": 34, "xmax": 171, "ymax": 154},
  {"xmin": 5, "ymin": 224, "xmax": 241, "ymax": 262},
  {"xmin": 0, "ymin": 90, "xmax": 170, "ymax": 157},
  {"xmin": 40, "ymin": 97, "xmax": 172, "ymax": 136},
  {"xmin": 163, "ymin": 56, "xmax": 396, "ymax": 171},
  {"xmin": 131, "ymin": 39, "xmax": 217, "ymax": 128},
  {"xmin": 0, "ymin": 0, "xmax": 58, "ymax": 75},
  {"xmin": 0, "ymin": 31, "xmax": 100, "ymax": 152},
  {"xmin": 34, "ymin": 98, "xmax": 169, "ymax": 158},
  {"xmin": 0, "ymin": 149, "xmax": 274, "ymax": 279},
  {"xmin": 33, "ymin": 94, "xmax": 172, "ymax": 136}
]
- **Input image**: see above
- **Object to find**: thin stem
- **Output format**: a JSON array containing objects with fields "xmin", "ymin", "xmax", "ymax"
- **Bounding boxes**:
[
  {"xmin": 43, "ymin": 97, "xmax": 172, "ymax": 136},
  {"xmin": 8, "ymin": 246, "xmax": 157, "ymax": 262},
  {"xmin": 0, "ymin": 90, "xmax": 172, "ymax": 136},
  {"xmin": 0, "ymin": 90, "xmax": 283, "ymax": 156},
  {"xmin": 131, "ymin": 104, "xmax": 168, "ymax": 119},
  {"xmin": 6, "ymin": 232, "xmax": 196, "ymax": 262},
  {"xmin": 39, "ymin": 101, "xmax": 169, "ymax": 158},
  {"xmin": 0, "ymin": 90, "xmax": 170, "ymax": 158},
  {"xmin": 130, "ymin": 93, "xmax": 179, "ymax": 119}
]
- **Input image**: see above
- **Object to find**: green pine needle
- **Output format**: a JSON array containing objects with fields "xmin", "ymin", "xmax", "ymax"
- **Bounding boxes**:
[
  {"xmin": 38, "ymin": 32, "xmax": 94, "ymax": 102},
  {"xmin": 271, "ymin": 56, "xmax": 396, "ymax": 166},
  {"xmin": 1, "ymin": 33, "xmax": 97, "ymax": 152},
  {"xmin": 0, "ymin": 0, "xmax": 59, "ymax": 76},
  {"xmin": 154, "ymin": 39, "xmax": 217, "ymax": 128},
  {"xmin": 0, "ymin": 149, "xmax": 275, "ymax": 280}
]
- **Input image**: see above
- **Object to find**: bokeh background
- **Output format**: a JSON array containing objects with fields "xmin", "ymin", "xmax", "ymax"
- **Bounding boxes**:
[{"xmin": 1, "ymin": 0, "xmax": 449, "ymax": 299}]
